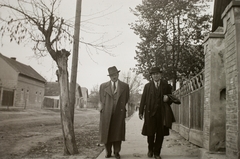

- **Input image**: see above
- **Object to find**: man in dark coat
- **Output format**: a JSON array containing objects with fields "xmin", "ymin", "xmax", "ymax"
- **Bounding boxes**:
[
  {"xmin": 139, "ymin": 67, "xmax": 172, "ymax": 159},
  {"xmin": 99, "ymin": 66, "xmax": 129, "ymax": 159}
]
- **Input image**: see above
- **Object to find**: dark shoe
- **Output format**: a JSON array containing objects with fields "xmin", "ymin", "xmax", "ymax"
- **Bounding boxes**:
[
  {"xmin": 154, "ymin": 155, "xmax": 161, "ymax": 159},
  {"xmin": 105, "ymin": 154, "xmax": 111, "ymax": 158},
  {"xmin": 147, "ymin": 151, "xmax": 153, "ymax": 157},
  {"xmin": 114, "ymin": 153, "xmax": 121, "ymax": 159}
]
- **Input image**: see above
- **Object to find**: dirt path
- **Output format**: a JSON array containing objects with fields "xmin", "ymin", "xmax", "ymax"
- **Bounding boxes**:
[{"xmin": 0, "ymin": 108, "xmax": 103, "ymax": 159}]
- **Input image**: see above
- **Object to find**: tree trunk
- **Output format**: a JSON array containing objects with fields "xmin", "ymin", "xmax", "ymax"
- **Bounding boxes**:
[{"xmin": 56, "ymin": 49, "xmax": 78, "ymax": 155}]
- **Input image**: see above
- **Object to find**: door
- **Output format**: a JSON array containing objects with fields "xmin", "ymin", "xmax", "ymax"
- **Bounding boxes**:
[{"xmin": 2, "ymin": 90, "xmax": 14, "ymax": 106}]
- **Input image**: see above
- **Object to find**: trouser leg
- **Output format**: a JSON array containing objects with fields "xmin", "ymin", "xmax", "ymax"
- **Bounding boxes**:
[
  {"xmin": 105, "ymin": 142, "xmax": 113, "ymax": 155},
  {"xmin": 113, "ymin": 141, "xmax": 122, "ymax": 154},
  {"xmin": 154, "ymin": 134, "xmax": 164, "ymax": 156},
  {"xmin": 147, "ymin": 135, "xmax": 154, "ymax": 152}
]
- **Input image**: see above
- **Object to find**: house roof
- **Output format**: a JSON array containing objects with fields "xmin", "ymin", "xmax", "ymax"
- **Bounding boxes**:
[
  {"xmin": 0, "ymin": 53, "xmax": 46, "ymax": 83},
  {"xmin": 212, "ymin": 0, "xmax": 232, "ymax": 32},
  {"xmin": 45, "ymin": 82, "xmax": 87, "ymax": 98}
]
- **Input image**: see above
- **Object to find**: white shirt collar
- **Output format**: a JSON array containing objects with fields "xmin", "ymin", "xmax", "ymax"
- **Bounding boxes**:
[
  {"xmin": 111, "ymin": 80, "xmax": 118, "ymax": 86},
  {"xmin": 154, "ymin": 80, "xmax": 160, "ymax": 87}
]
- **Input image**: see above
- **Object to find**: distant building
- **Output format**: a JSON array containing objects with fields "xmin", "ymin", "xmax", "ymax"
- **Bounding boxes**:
[
  {"xmin": 0, "ymin": 53, "xmax": 46, "ymax": 108},
  {"xmin": 44, "ymin": 82, "xmax": 61, "ymax": 108},
  {"xmin": 79, "ymin": 87, "xmax": 88, "ymax": 108},
  {"xmin": 44, "ymin": 82, "xmax": 88, "ymax": 108}
]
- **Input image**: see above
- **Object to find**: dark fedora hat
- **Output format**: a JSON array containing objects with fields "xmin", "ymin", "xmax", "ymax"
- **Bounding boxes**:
[
  {"xmin": 108, "ymin": 66, "xmax": 120, "ymax": 76},
  {"xmin": 150, "ymin": 67, "xmax": 162, "ymax": 74}
]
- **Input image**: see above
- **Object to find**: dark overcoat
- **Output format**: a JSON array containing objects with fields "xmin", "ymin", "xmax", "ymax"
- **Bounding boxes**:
[
  {"xmin": 99, "ymin": 80, "xmax": 129, "ymax": 144},
  {"xmin": 139, "ymin": 80, "xmax": 174, "ymax": 136}
]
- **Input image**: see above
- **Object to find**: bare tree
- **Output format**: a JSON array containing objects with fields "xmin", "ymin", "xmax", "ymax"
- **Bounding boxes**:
[
  {"xmin": 121, "ymin": 70, "xmax": 143, "ymax": 113},
  {"xmin": 122, "ymin": 70, "xmax": 143, "ymax": 94},
  {"xmin": 0, "ymin": 0, "xmax": 113, "ymax": 155},
  {"xmin": 88, "ymin": 84, "xmax": 99, "ymax": 109}
]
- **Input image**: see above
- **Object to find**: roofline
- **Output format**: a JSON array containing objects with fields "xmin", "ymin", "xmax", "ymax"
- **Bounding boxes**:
[
  {"xmin": 19, "ymin": 73, "xmax": 46, "ymax": 83},
  {"xmin": 0, "ymin": 53, "xmax": 46, "ymax": 83}
]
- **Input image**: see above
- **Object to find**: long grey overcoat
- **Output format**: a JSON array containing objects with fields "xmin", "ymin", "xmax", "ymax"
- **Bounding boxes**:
[
  {"xmin": 139, "ymin": 80, "xmax": 173, "ymax": 136},
  {"xmin": 99, "ymin": 80, "xmax": 129, "ymax": 144}
]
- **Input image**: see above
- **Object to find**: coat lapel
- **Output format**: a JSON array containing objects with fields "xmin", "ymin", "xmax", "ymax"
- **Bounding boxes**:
[
  {"xmin": 150, "ymin": 81, "xmax": 155, "ymax": 94},
  {"xmin": 116, "ymin": 80, "xmax": 124, "ymax": 98},
  {"xmin": 114, "ymin": 80, "xmax": 126, "ymax": 105},
  {"xmin": 104, "ymin": 81, "xmax": 113, "ymax": 97}
]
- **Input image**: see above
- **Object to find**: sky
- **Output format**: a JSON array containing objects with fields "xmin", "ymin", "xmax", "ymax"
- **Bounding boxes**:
[
  {"xmin": 0, "ymin": 0, "xmax": 214, "ymax": 91},
  {"xmin": 0, "ymin": 0, "xmax": 143, "ymax": 91}
]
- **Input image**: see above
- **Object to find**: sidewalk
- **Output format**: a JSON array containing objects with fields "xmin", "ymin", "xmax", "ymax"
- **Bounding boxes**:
[{"xmin": 96, "ymin": 112, "xmax": 199, "ymax": 159}]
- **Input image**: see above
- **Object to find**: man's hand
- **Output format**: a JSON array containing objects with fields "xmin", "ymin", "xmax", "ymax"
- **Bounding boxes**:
[
  {"xmin": 139, "ymin": 114, "xmax": 143, "ymax": 120},
  {"xmin": 163, "ymin": 95, "xmax": 169, "ymax": 102}
]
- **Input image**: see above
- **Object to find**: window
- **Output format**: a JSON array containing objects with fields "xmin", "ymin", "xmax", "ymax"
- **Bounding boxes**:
[
  {"xmin": 35, "ymin": 91, "xmax": 38, "ymax": 102},
  {"xmin": 21, "ymin": 89, "xmax": 24, "ymax": 101},
  {"xmin": 26, "ymin": 90, "xmax": 29, "ymax": 101}
]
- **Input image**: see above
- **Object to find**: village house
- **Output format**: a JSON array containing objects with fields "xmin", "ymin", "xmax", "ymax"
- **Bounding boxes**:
[
  {"xmin": 0, "ymin": 53, "xmax": 46, "ymax": 108},
  {"xmin": 44, "ymin": 82, "xmax": 88, "ymax": 109},
  {"xmin": 80, "ymin": 87, "xmax": 88, "ymax": 108}
]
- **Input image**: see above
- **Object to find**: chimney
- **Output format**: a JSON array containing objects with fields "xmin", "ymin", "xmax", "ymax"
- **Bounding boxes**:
[{"xmin": 10, "ymin": 57, "xmax": 16, "ymax": 60}]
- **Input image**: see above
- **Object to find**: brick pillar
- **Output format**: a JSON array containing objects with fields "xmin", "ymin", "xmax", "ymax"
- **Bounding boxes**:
[
  {"xmin": 222, "ymin": 1, "xmax": 240, "ymax": 158},
  {"xmin": 203, "ymin": 28, "xmax": 226, "ymax": 151}
]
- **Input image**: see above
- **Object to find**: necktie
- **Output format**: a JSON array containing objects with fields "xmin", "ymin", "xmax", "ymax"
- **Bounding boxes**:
[{"xmin": 113, "ymin": 82, "xmax": 116, "ymax": 92}]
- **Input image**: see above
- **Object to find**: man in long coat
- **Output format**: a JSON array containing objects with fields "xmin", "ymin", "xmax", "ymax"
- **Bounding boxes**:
[
  {"xmin": 99, "ymin": 66, "xmax": 129, "ymax": 159},
  {"xmin": 139, "ymin": 67, "xmax": 172, "ymax": 159}
]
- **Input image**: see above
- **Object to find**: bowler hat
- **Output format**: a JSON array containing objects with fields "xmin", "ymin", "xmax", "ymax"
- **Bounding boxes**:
[
  {"xmin": 108, "ymin": 66, "xmax": 120, "ymax": 76},
  {"xmin": 150, "ymin": 67, "xmax": 162, "ymax": 74}
]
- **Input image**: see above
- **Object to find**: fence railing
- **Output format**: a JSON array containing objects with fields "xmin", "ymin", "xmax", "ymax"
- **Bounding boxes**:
[{"xmin": 171, "ymin": 70, "xmax": 204, "ymax": 147}]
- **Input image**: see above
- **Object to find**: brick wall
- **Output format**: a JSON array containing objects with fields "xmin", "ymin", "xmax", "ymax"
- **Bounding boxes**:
[
  {"xmin": 203, "ymin": 31, "xmax": 226, "ymax": 151},
  {"xmin": 203, "ymin": 42, "xmax": 211, "ymax": 150},
  {"xmin": 172, "ymin": 2, "xmax": 240, "ymax": 158},
  {"xmin": 223, "ymin": 5, "xmax": 240, "ymax": 159}
]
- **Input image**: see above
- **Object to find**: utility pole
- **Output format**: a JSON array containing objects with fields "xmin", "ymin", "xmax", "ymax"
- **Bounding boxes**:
[
  {"xmin": 125, "ymin": 76, "xmax": 130, "ymax": 84},
  {"xmin": 70, "ymin": 0, "xmax": 82, "ymax": 122}
]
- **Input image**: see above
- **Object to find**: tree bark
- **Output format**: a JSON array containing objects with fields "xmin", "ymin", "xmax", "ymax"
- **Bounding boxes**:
[{"xmin": 56, "ymin": 49, "xmax": 78, "ymax": 155}]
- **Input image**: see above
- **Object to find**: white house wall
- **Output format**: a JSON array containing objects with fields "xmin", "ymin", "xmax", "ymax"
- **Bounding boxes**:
[
  {"xmin": 0, "ymin": 57, "xmax": 18, "ymax": 89},
  {"xmin": 16, "ymin": 75, "xmax": 45, "ymax": 108}
]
